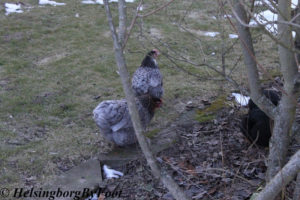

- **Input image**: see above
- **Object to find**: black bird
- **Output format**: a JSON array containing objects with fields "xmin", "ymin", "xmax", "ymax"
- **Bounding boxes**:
[{"xmin": 241, "ymin": 90, "xmax": 280, "ymax": 147}]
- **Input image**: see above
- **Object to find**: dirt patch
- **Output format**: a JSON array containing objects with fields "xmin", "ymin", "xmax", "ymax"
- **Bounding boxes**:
[
  {"xmin": 3, "ymin": 32, "xmax": 26, "ymax": 42},
  {"xmin": 149, "ymin": 28, "xmax": 164, "ymax": 39},
  {"xmin": 36, "ymin": 52, "xmax": 67, "ymax": 66},
  {"xmin": 182, "ymin": 28, "xmax": 219, "ymax": 38}
]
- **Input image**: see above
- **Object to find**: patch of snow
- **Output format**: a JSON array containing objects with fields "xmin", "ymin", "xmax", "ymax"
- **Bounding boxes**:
[
  {"xmin": 82, "ymin": 0, "xmax": 96, "ymax": 4},
  {"xmin": 103, "ymin": 165, "xmax": 123, "ymax": 179},
  {"xmin": 203, "ymin": 31, "xmax": 219, "ymax": 37},
  {"xmin": 293, "ymin": 31, "xmax": 296, "ymax": 38},
  {"xmin": 229, "ymin": 34, "xmax": 238, "ymax": 39},
  {"xmin": 254, "ymin": 0, "xmax": 275, "ymax": 9},
  {"xmin": 232, "ymin": 93, "xmax": 250, "ymax": 106},
  {"xmin": 5, "ymin": 3, "xmax": 23, "ymax": 15},
  {"xmin": 224, "ymin": 14, "xmax": 232, "ymax": 18},
  {"xmin": 250, "ymin": 9, "xmax": 277, "ymax": 34},
  {"xmin": 75, "ymin": 13, "xmax": 79, "ymax": 18},
  {"xmin": 254, "ymin": 0, "xmax": 297, "ymax": 9},
  {"xmin": 95, "ymin": 0, "xmax": 104, "ymax": 4},
  {"xmin": 138, "ymin": 4, "xmax": 143, "ymax": 11},
  {"xmin": 39, "ymin": 0, "xmax": 66, "ymax": 6},
  {"xmin": 82, "ymin": 0, "xmax": 134, "ymax": 4},
  {"xmin": 211, "ymin": 52, "xmax": 215, "ymax": 55},
  {"xmin": 292, "ymin": 0, "xmax": 298, "ymax": 8}
]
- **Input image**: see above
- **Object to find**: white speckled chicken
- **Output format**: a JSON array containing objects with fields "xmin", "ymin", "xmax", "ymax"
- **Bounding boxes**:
[
  {"xmin": 93, "ymin": 95, "xmax": 162, "ymax": 146},
  {"xmin": 132, "ymin": 49, "xmax": 164, "ymax": 100}
]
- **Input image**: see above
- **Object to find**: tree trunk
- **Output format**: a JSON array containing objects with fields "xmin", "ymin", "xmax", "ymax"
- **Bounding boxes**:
[
  {"xmin": 233, "ymin": 0, "xmax": 278, "ymax": 119},
  {"xmin": 103, "ymin": 1, "xmax": 190, "ymax": 200},
  {"xmin": 266, "ymin": 0, "xmax": 297, "ymax": 181},
  {"xmin": 255, "ymin": 150, "xmax": 300, "ymax": 200},
  {"xmin": 118, "ymin": 0, "xmax": 127, "ymax": 45}
]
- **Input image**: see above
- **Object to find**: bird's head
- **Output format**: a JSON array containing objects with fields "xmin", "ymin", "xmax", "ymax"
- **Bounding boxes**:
[
  {"xmin": 141, "ymin": 49, "xmax": 160, "ymax": 68},
  {"xmin": 153, "ymin": 98, "xmax": 163, "ymax": 109},
  {"xmin": 138, "ymin": 95, "xmax": 162, "ymax": 113},
  {"xmin": 149, "ymin": 49, "xmax": 160, "ymax": 59}
]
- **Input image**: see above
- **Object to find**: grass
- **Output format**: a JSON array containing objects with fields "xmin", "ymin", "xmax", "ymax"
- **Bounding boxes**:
[{"xmin": 0, "ymin": 0, "xmax": 279, "ymax": 191}]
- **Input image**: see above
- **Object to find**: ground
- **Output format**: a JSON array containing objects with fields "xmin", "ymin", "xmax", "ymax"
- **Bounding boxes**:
[
  {"xmin": 0, "ymin": 0, "xmax": 293, "ymax": 199},
  {"xmin": 90, "ymin": 101, "xmax": 297, "ymax": 200}
]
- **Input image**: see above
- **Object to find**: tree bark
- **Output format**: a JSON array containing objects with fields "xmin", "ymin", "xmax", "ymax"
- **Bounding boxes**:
[
  {"xmin": 103, "ymin": 1, "xmax": 190, "ymax": 200},
  {"xmin": 294, "ymin": 172, "xmax": 300, "ymax": 200},
  {"xmin": 266, "ymin": 0, "xmax": 298, "ymax": 181},
  {"xmin": 233, "ymin": 0, "xmax": 278, "ymax": 119},
  {"xmin": 118, "ymin": 0, "xmax": 127, "ymax": 45},
  {"xmin": 255, "ymin": 150, "xmax": 300, "ymax": 200}
]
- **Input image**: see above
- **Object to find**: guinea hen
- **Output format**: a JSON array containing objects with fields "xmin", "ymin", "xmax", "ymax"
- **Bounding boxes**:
[
  {"xmin": 132, "ymin": 49, "xmax": 164, "ymax": 100},
  {"xmin": 93, "ymin": 95, "xmax": 162, "ymax": 146},
  {"xmin": 240, "ymin": 90, "xmax": 280, "ymax": 147}
]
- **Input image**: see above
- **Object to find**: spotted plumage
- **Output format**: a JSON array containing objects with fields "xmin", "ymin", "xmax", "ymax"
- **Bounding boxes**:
[
  {"xmin": 132, "ymin": 49, "xmax": 164, "ymax": 99},
  {"xmin": 93, "ymin": 95, "xmax": 161, "ymax": 146}
]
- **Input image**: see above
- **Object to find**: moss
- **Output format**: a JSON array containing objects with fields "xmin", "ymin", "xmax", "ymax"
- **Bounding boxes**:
[
  {"xmin": 195, "ymin": 95, "xmax": 227, "ymax": 123},
  {"xmin": 144, "ymin": 128, "xmax": 160, "ymax": 139}
]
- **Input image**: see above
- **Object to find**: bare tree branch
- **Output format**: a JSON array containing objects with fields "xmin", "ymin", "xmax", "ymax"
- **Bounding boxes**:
[
  {"xmin": 255, "ymin": 150, "xmax": 300, "ymax": 200},
  {"xmin": 118, "ymin": 0, "xmax": 127, "ymax": 45},
  {"xmin": 122, "ymin": 0, "xmax": 143, "ymax": 50},
  {"xmin": 138, "ymin": 0, "xmax": 175, "ymax": 18},
  {"xmin": 103, "ymin": 1, "xmax": 190, "ymax": 200}
]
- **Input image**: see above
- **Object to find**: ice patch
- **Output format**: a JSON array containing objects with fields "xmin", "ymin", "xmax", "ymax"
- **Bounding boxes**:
[
  {"xmin": 39, "ymin": 0, "xmax": 66, "ymax": 6},
  {"xmin": 5, "ymin": 3, "xmax": 23, "ymax": 15},
  {"xmin": 232, "ymin": 93, "xmax": 250, "ymax": 106}
]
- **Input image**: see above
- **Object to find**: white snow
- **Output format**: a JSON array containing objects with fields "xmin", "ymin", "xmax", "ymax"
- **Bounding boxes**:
[
  {"xmin": 251, "ymin": 0, "xmax": 298, "ymax": 36},
  {"xmin": 232, "ymin": 93, "xmax": 250, "ymax": 106},
  {"xmin": 229, "ymin": 34, "xmax": 238, "ymax": 39},
  {"xmin": 5, "ymin": 3, "xmax": 23, "ymax": 15},
  {"xmin": 292, "ymin": 0, "xmax": 298, "ymax": 8},
  {"xmin": 203, "ymin": 31, "xmax": 219, "ymax": 37},
  {"xmin": 138, "ymin": 4, "xmax": 143, "ymax": 11},
  {"xmin": 103, "ymin": 165, "xmax": 123, "ymax": 179},
  {"xmin": 254, "ymin": 0, "xmax": 298, "ymax": 8},
  {"xmin": 250, "ymin": 9, "xmax": 277, "ymax": 34},
  {"xmin": 39, "ymin": 0, "xmax": 66, "ymax": 6},
  {"xmin": 224, "ymin": 14, "xmax": 232, "ymax": 18},
  {"xmin": 81, "ymin": 0, "xmax": 134, "ymax": 4},
  {"xmin": 82, "ymin": 0, "xmax": 96, "ymax": 4}
]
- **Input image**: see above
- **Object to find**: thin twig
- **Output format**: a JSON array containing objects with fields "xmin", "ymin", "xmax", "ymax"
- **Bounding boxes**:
[{"xmin": 138, "ymin": 0, "xmax": 175, "ymax": 18}]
